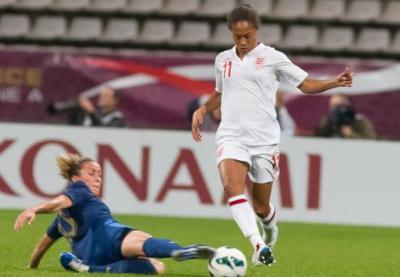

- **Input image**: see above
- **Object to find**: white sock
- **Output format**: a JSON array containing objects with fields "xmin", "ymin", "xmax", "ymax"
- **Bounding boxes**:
[
  {"xmin": 262, "ymin": 203, "xmax": 277, "ymax": 227},
  {"xmin": 228, "ymin": 194, "xmax": 264, "ymax": 250}
]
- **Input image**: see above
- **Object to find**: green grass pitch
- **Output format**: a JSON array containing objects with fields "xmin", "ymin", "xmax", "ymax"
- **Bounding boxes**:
[{"xmin": 1, "ymin": 209, "xmax": 399, "ymax": 277}]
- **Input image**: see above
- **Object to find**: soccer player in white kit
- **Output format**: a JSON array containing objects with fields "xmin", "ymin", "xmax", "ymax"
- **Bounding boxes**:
[{"xmin": 191, "ymin": 4, "xmax": 353, "ymax": 267}]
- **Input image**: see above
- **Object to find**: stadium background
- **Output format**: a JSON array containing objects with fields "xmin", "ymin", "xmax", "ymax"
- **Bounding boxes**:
[{"xmin": 0, "ymin": 0, "xmax": 399, "ymax": 276}]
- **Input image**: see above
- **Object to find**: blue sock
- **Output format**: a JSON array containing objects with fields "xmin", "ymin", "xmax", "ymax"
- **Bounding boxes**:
[
  {"xmin": 89, "ymin": 259, "xmax": 156, "ymax": 274},
  {"xmin": 142, "ymin": 237, "xmax": 183, "ymax": 258}
]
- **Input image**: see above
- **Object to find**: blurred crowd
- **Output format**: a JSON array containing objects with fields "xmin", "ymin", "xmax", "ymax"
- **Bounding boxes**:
[{"xmin": 46, "ymin": 84, "xmax": 378, "ymax": 140}]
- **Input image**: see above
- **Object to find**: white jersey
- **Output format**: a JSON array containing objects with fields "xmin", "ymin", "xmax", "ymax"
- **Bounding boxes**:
[{"xmin": 214, "ymin": 43, "xmax": 307, "ymax": 146}]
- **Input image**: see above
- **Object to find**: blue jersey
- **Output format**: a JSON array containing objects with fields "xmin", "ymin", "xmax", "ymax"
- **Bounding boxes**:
[
  {"xmin": 46, "ymin": 181, "xmax": 134, "ymax": 265},
  {"xmin": 47, "ymin": 181, "xmax": 113, "ymax": 242}
]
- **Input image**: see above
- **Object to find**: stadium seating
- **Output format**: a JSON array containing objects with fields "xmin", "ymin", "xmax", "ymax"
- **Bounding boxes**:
[
  {"xmin": 309, "ymin": 0, "xmax": 345, "ymax": 20},
  {"xmin": 0, "ymin": 0, "xmax": 15, "ymax": 8},
  {"xmin": 208, "ymin": 22, "xmax": 232, "ymax": 47},
  {"xmin": 101, "ymin": 18, "xmax": 139, "ymax": 42},
  {"xmin": 389, "ymin": 30, "xmax": 400, "ymax": 53},
  {"xmin": 380, "ymin": 0, "xmax": 400, "ymax": 23},
  {"xmin": 15, "ymin": 0, "xmax": 53, "ymax": 9},
  {"xmin": 318, "ymin": 27, "xmax": 354, "ymax": 51},
  {"xmin": 138, "ymin": 19, "xmax": 174, "ymax": 43},
  {"xmin": 52, "ymin": 0, "xmax": 90, "ymax": 11},
  {"xmin": 163, "ymin": 0, "xmax": 200, "ymax": 15},
  {"xmin": 259, "ymin": 24, "xmax": 282, "ymax": 46},
  {"xmin": 173, "ymin": 21, "xmax": 210, "ymax": 45},
  {"xmin": 244, "ymin": 0, "xmax": 274, "ymax": 16},
  {"xmin": 271, "ymin": 0, "xmax": 309, "ymax": 19},
  {"xmin": 344, "ymin": 0, "xmax": 381, "ymax": 22},
  {"xmin": 196, "ymin": 0, "xmax": 236, "ymax": 17},
  {"xmin": 0, "ymin": 0, "xmax": 397, "ymax": 59},
  {"xmin": 29, "ymin": 16, "xmax": 66, "ymax": 39},
  {"xmin": 0, "ymin": 14, "xmax": 29, "ymax": 38},
  {"xmin": 354, "ymin": 28, "xmax": 391, "ymax": 52},
  {"xmin": 90, "ymin": 0, "xmax": 127, "ymax": 12},
  {"xmin": 125, "ymin": 0, "xmax": 163, "ymax": 13},
  {"xmin": 66, "ymin": 17, "xmax": 102, "ymax": 40},
  {"xmin": 282, "ymin": 25, "xmax": 318, "ymax": 49}
]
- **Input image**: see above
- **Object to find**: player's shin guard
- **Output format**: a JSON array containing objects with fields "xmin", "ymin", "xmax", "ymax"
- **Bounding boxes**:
[
  {"xmin": 143, "ymin": 237, "xmax": 182, "ymax": 258},
  {"xmin": 228, "ymin": 194, "xmax": 264, "ymax": 250}
]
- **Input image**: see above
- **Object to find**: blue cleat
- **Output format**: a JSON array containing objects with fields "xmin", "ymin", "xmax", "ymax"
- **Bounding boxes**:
[
  {"xmin": 172, "ymin": 245, "xmax": 216, "ymax": 261},
  {"xmin": 60, "ymin": 252, "xmax": 89, "ymax": 273}
]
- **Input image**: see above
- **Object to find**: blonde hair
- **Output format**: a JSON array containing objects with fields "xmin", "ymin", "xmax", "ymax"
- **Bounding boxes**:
[{"xmin": 56, "ymin": 153, "xmax": 93, "ymax": 180}]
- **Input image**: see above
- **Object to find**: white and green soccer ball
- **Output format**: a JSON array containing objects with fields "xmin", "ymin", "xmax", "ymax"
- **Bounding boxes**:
[{"xmin": 208, "ymin": 246, "xmax": 247, "ymax": 277}]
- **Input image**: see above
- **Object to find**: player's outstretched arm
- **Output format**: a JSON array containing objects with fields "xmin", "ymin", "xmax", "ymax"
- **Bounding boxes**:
[
  {"xmin": 29, "ymin": 234, "xmax": 58, "ymax": 269},
  {"xmin": 298, "ymin": 67, "xmax": 354, "ymax": 94},
  {"xmin": 192, "ymin": 92, "xmax": 221, "ymax": 142},
  {"xmin": 14, "ymin": 195, "xmax": 72, "ymax": 231}
]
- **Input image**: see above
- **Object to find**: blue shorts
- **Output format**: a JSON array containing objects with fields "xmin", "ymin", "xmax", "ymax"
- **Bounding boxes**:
[{"xmin": 72, "ymin": 219, "xmax": 135, "ymax": 265}]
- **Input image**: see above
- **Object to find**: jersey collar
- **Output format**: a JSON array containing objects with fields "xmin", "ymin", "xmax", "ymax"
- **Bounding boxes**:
[{"xmin": 231, "ymin": 42, "xmax": 266, "ymax": 60}]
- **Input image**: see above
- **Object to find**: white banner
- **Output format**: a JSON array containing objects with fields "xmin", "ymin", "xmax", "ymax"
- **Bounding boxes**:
[{"xmin": 1, "ymin": 123, "xmax": 399, "ymax": 227}]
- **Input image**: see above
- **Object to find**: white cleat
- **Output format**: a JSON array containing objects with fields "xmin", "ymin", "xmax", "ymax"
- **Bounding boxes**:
[{"xmin": 252, "ymin": 252, "xmax": 263, "ymax": 266}]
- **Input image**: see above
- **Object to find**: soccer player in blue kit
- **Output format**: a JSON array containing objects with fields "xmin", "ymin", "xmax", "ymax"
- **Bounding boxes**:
[{"xmin": 14, "ymin": 153, "xmax": 215, "ymax": 274}]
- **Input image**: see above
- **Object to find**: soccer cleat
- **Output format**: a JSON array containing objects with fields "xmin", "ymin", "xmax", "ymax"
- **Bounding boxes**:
[
  {"xmin": 60, "ymin": 252, "xmax": 89, "ymax": 273},
  {"xmin": 261, "ymin": 223, "xmax": 279, "ymax": 249},
  {"xmin": 252, "ymin": 245, "xmax": 274, "ymax": 266},
  {"xmin": 172, "ymin": 245, "xmax": 216, "ymax": 261}
]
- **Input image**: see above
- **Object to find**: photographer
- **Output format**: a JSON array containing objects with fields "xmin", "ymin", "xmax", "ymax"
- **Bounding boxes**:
[
  {"xmin": 315, "ymin": 94, "xmax": 376, "ymax": 139},
  {"xmin": 48, "ymin": 86, "xmax": 125, "ymax": 127}
]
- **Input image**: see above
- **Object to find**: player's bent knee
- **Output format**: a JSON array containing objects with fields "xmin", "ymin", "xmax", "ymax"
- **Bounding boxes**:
[
  {"xmin": 152, "ymin": 260, "xmax": 165, "ymax": 274},
  {"xmin": 222, "ymin": 183, "xmax": 245, "ymax": 196}
]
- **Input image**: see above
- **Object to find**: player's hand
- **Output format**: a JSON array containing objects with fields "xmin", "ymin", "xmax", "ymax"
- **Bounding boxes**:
[
  {"xmin": 14, "ymin": 208, "xmax": 36, "ymax": 231},
  {"xmin": 336, "ymin": 67, "xmax": 354, "ymax": 87},
  {"xmin": 192, "ymin": 106, "xmax": 206, "ymax": 142}
]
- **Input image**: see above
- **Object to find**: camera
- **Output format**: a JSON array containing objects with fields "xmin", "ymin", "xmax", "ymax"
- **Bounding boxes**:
[
  {"xmin": 330, "ymin": 104, "xmax": 356, "ymax": 127},
  {"xmin": 47, "ymin": 99, "xmax": 80, "ymax": 115}
]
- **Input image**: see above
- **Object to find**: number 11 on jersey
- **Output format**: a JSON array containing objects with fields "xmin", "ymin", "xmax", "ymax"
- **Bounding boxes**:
[{"xmin": 223, "ymin": 60, "xmax": 232, "ymax": 78}]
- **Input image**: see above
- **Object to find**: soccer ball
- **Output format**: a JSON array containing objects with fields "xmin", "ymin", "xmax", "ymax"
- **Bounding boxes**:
[{"xmin": 208, "ymin": 246, "xmax": 247, "ymax": 277}]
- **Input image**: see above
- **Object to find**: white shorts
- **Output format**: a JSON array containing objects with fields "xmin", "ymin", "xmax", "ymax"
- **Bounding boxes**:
[{"xmin": 216, "ymin": 141, "xmax": 280, "ymax": 184}]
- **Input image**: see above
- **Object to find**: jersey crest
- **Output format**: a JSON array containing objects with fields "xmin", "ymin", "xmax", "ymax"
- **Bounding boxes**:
[{"xmin": 255, "ymin": 57, "xmax": 266, "ymax": 69}]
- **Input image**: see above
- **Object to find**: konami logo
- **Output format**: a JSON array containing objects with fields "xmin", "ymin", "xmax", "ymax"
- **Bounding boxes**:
[{"xmin": 0, "ymin": 138, "xmax": 322, "ymax": 209}]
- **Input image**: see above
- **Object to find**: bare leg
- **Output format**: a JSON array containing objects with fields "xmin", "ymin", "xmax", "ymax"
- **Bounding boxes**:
[
  {"xmin": 252, "ymin": 182, "xmax": 278, "ymax": 248},
  {"xmin": 218, "ymin": 159, "xmax": 274, "ymax": 265},
  {"xmin": 218, "ymin": 159, "xmax": 248, "ymax": 196},
  {"xmin": 251, "ymin": 182, "xmax": 273, "ymax": 218},
  {"xmin": 121, "ymin": 230, "xmax": 152, "ymax": 257}
]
